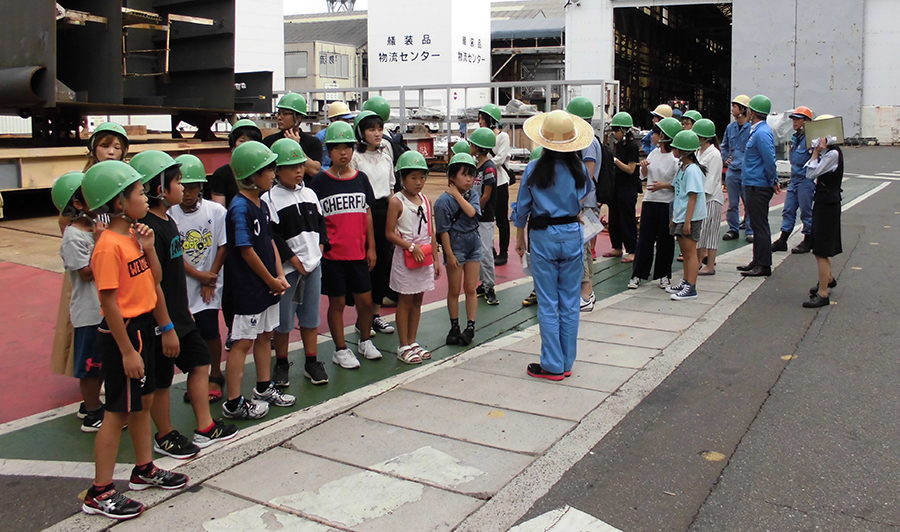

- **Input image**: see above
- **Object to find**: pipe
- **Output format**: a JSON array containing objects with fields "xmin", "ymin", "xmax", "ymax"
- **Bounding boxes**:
[{"xmin": 0, "ymin": 66, "xmax": 48, "ymax": 105}]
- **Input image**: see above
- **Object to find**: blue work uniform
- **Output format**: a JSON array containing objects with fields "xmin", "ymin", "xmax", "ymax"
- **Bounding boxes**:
[
  {"xmin": 743, "ymin": 120, "xmax": 778, "ymax": 267},
  {"xmin": 514, "ymin": 158, "xmax": 587, "ymax": 375},
  {"xmin": 780, "ymin": 130, "xmax": 814, "ymax": 235},
  {"xmin": 642, "ymin": 129, "xmax": 656, "ymax": 155},
  {"xmin": 315, "ymin": 129, "xmax": 332, "ymax": 170},
  {"xmin": 721, "ymin": 120, "xmax": 751, "ymax": 234}
]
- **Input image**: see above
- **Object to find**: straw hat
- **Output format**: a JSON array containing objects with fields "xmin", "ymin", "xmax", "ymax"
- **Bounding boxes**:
[{"xmin": 523, "ymin": 110, "xmax": 594, "ymax": 153}]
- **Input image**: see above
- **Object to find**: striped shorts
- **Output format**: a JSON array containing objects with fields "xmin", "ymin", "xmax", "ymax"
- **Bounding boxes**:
[{"xmin": 699, "ymin": 200, "xmax": 723, "ymax": 249}]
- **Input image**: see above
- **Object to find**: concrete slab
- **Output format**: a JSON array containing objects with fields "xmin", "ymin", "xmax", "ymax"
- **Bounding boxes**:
[
  {"xmin": 207, "ymin": 446, "xmax": 482, "ymax": 532},
  {"xmin": 505, "ymin": 335, "xmax": 659, "ymax": 369},
  {"xmin": 351, "ymin": 389, "xmax": 576, "ymax": 454},
  {"xmin": 577, "ymin": 322, "xmax": 679, "ymax": 350},
  {"xmin": 113, "ymin": 487, "xmax": 332, "ymax": 532},
  {"xmin": 289, "ymin": 414, "xmax": 533, "ymax": 498},
  {"xmin": 609, "ymin": 297, "xmax": 712, "ymax": 318},
  {"xmin": 402, "ymin": 367, "xmax": 609, "ymax": 421},
  {"xmin": 509, "ymin": 505, "xmax": 622, "ymax": 532},
  {"xmin": 694, "ymin": 279, "xmax": 740, "ymax": 293},
  {"xmin": 631, "ymin": 286, "xmax": 725, "ymax": 305},
  {"xmin": 459, "ymin": 349, "xmax": 636, "ymax": 393},
  {"xmin": 583, "ymin": 308, "xmax": 697, "ymax": 332}
]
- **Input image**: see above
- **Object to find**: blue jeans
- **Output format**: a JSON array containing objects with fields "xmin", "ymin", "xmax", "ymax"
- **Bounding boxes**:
[
  {"xmin": 530, "ymin": 225, "xmax": 583, "ymax": 374},
  {"xmin": 780, "ymin": 177, "xmax": 815, "ymax": 235},
  {"xmin": 725, "ymin": 169, "xmax": 751, "ymax": 235}
]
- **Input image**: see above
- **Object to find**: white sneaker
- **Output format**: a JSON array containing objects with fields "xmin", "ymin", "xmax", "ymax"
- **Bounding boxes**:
[
  {"xmin": 332, "ymin": 348, "xmax": 361, "ymax": 369},
  {"xmin": 580, "ymin": 296, "xmax": 594, "ymax": 312},
  {"xmin": 358, "ymin": 339, "xmax": 383, "ymax": 360},
  {"xmin": 659, "ymin": 277, "xmax": 671, "ymax": 290},
  {"xmin": 627, "ymin": 276, "xmax": 641, "ymax": 289}
]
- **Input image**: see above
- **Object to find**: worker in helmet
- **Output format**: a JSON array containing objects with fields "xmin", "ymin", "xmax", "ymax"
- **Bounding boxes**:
[
  {"xmin": 315, "ymin": 101, "xmax": 355, "ymax": 170},
  {"xmin": 721, "ymin": 95, "xmax": 753, "ymax": 242},
  {"xmin": 772, "ymin": 106, "xmax": 815, "ymax": 254},
  {"xmin": 264, "ymin": 92, "xmax": 323, "ymax": 178}
]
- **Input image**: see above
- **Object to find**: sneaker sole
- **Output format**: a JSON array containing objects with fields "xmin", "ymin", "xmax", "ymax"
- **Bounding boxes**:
[
  {"xmin": 80, "ymin": 423, "xmax": 101, "ymax": 433},
  {"xmin": 332, "ymin": 356, "xmax": 361, "ymax": 369},
  {"xmin": 253, "ymin": 394, "xmax": 297, "ymax": 407},
  {"xmin": 485, "ymin": 300, "xmax": 499, "ymax": 306},
  {"xmin": 670, "ymin": 294, "xmax": 698, "ymax": 300},
  {"xmin": 152, "ymin": 442, "xmax": 199, "ymax": 460},
  {"xmin": 361, "ymin": 353, "xmax": 383, "ymax": 360},
  {"xmin": 526, "ymin": 369, "xmax": 565, "ymax": 381},
  {"xmin": 82, "ymin": 504, "xmax": 144, "ymax": 520},
  {"xmin": 129, "ymin": 478, "xmax": 188, "ymax": 491},
  {"xmin": 193, "ymin": 430, "xmax": 238, "ymax": 449},
  {"xmin": 303, "ymin": 371, "xmax": 330, "ymax": 385},
  {"xmin": 273, "ymin": 380, "xmax": 290, "ymax": 387},
  {"xmin": 373, "ymin": 326, "xmax": 395, "ymax": 334}
]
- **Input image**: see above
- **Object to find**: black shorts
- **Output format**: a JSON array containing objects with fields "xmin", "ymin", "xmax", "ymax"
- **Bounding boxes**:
[
  {"xmin": 321, "ymin": 258, "xmax": 372, "ymax": 297},
  {"xmin": 99, "ymin": 313, "xmax": 157, "ymax": 413},
  {"xmin": 193, "ymin": 308, "xmax": 221, "ymax": 340},
  {"xmin": 155, "ymin": 327, "xmax": 213, "ymax": 389}
]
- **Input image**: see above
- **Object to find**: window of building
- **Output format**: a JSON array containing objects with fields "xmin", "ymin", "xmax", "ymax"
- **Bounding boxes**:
[
  {"xmin": 285, "ymin": 52, "xmax": 308, "ymax": 78},
  {"xmin": 318, "ymin": 52, "xmax": 350, "ymax": 79}
]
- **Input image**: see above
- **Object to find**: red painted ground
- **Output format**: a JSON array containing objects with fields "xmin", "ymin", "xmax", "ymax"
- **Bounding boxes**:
[{"xmin": 0, "ymin": 188, "xmax": 785, "ymax": 424}]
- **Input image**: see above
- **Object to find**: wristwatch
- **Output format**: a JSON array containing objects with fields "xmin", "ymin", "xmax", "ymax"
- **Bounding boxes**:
[{"xmin": 408, "ymin": 243, "xmax": 415, "ymax": 253}]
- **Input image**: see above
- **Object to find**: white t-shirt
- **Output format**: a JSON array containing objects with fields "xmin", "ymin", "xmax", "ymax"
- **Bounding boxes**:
[
  {"xmin": 350, "ymin": 139, "xmax": 395, "ymax": 200},
  {"xmin": 60, "ymin": 226, "xmax": 101, "ymax": 328},
  {"xmin": 642, "ymin": 147, "xmax": 679, "ymax": 203},
  {"xmin": 698, "ymin": 145, "xmax": 725, "ymax": 205},
  {"xmin": 168, "ymin": 199, "xmax": 227, "ymax": 314}
]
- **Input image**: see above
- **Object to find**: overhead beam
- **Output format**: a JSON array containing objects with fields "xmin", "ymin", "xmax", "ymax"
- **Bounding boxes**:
[
  {"xmin": 491, "ymin": 46, "xmax": 565, "ymax": 55},
  {"xmin": 609, "ymin": 0, "xmax": 730, "ymax": 7}
]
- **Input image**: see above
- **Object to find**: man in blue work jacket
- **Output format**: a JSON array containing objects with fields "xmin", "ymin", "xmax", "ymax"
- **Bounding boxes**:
[
  {"xmin": 736, "ymin": 94, "xmax": 779, "ymax": 277},
  {"xmin": 772, "ymin": 106, "xmax": 815, "ymax": 254},
  {"xmin": 721, "ymin": 95, "xmax": 752, "ymax": 242}
]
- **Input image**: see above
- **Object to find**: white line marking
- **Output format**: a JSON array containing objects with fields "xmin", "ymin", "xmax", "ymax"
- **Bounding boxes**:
[
  {"xmin": 842, "ymin": 181, "xmax": 891, "ymax": 211},
  {"xmin": 509, "ymin": 506, "xmax": 623, "ymax": 532},
  {"xmin": 848, "ymin": 174, "xmax": 900, "ymax": 181}
]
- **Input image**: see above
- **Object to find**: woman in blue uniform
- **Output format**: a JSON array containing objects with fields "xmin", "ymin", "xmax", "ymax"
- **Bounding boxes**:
[{"xmin": 515, "ymin": 110, "xmax": 592, "ymax": 381}]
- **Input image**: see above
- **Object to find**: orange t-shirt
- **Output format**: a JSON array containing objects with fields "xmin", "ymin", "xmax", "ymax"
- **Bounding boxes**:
[{"xmin": 91, "ymin": 229, "xmax": 157, "ymax": 318}]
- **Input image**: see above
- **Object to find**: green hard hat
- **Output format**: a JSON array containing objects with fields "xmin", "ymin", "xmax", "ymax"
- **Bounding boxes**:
[
  {"xmin": 610, "ymin": 112, "xmax": 633, "ymax": 128},
  {"xmin": 89, "ymin": 122, "xmax": 129, "ymax": 152},
  {"xmin": 530, "ymin": 146, "xmax": 543, "ymax": 162},
  {"xmin": 232, "ymin": 118, "xmax": 260, "ymax": 134},
  {"xmin": 671, "ymin": 130, "xmax": 701, "ymax": 152},
  {"xmin": 175, "ymin": 154, "xmax": 207, "ymax": 184},
  {"xmin": 51, "ymin": 171, "xmax": 85, "ymax": 213},
  {"xmin": 396, "ymin": 150, "xmax": 429, "ymax": 173},
  {"xmin": 657, "ymin": 117, "xmax": 683, "ymax": 141},
  {"xmin": 692, "ymin": 118, "xmax": 716, "ymax": 139},
  {"xmin": 479, "ymin": 103, "xmax": 502, "ymax": 124},
  {"xmin": 363, "ymin": 96, "xmax": 391, "ymax": 122},
  {"xmin": 231, "ymin": 141, "xmax": 277, "ymax": 181},
  {"xmin": 566, "ymin": 97, "xmax": 594, "ymax": 121},
  {"xmin": 276, "ymin": 92, "xmax": 308, "ymax": 116},
  {"xmin": 748, "ymin": 94, "xmax": 772, "ymax": 115},
  {"xmin": 271, "ymin": 138, "xmax": 308, "ymax": 166},
  {"xmin": 683, "ymin": 110, "xmax": 702, "ymax": 123},
  {"xmin": 129, "ymin": 150, "xmax": 181, "ymax": 185},
  {"xmin": 452, "ymin": 140, "xmax": 471, "ymax": 155},
  {"xmin": 448, "ymin": 152, "xmax": 477, "ymax": 168},
  {"xmin": 82, "ymin": 160, "xmax": 144, "ymax": 211},
  {"xmin": 353, "ymin": 110, "xmax": 380, "ymax": 142},
  {"xmin": 325, "ymin": 121, "xmax": 356, "ymax": 145},
  {"xmin": 469, "ymin": 127, "xmax": 496, "ymax": 150}
]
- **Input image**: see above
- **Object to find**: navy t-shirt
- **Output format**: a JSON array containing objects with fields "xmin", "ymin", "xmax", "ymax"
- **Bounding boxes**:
[
  {"xmin": 225, "ymin": 194, "xmax": 280, "ymax": 315},
  {"xmin": 140, "ymin": 212, "xmax": 196, "ymax": 336},
  {"xmin": 474, "ymin": 160, "xmax": 498, "ymax": 222}
]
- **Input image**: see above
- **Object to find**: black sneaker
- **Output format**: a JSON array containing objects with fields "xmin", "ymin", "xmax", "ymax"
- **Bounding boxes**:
[
  {"xmin": 494, "ymin": 254, "xmax": 508, "ymax": 266},
  {"xmin": 129, "ymin": 465, "xmax": 189, "ymax": 491},
  {"xmin": 446, "ymin": 326, "xmax": 463, "ymax": 345},
  {"xmin": 82, "ymin": 485, "xmax": 144, "ymax": 520},
  {"xmin": 522, "ymin": 290, "xmax": 538, "ymax": 307},
  {"xmin": 484, "ymin": 288, "xmax": 499, "ymax": 305},
  {"xmin": 304, "ymin": 361, "xmax": 329, "ymax": 385},
  {"xmin": 224, "ymin": 333, "xmax": 234, "ymax": 351},
  {"xmin": 372, "ymin": 315, "xmax": 395, "ymax": 334},
  {"xmin": 192, "ymin": 420, "xmax": 238, "ymax": 449},
  {"xmin": 273, "ymin": 361, "xmax": 291, "ymax": 387},
  {"xmin": 153, "ymin": 430, "xmax": 200, "ymax": 460},
  {"xmin": 722, "ymin": 230, "xmax": 739, "ymax": 241},
  {"xmin": 461, "ymin": 326, "xmax": 475, "ymax": 346},
  {"xmin": 81, "ymin": 407, "xmax": 104, "ymax": 433},
  {"xmin": 77, "ymin": 402, "xmax": 88, "ymax": 419},
  {"xmin": 476, "ymin": 284, "xmax": 486, "ymax": 297}
]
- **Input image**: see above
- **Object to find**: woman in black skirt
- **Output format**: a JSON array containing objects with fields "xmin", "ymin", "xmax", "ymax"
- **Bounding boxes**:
[{"xmin": 802, "ymin": 129, "xmax": 843, "ymax": 308}]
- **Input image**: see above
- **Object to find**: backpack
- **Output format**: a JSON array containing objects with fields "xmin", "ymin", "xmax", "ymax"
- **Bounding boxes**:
[{"xmin": 595, "ymin": 136, "xmax": 616, "ymax": 205}]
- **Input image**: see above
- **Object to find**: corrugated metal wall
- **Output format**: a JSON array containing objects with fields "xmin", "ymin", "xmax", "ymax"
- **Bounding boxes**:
[{"xmin": 0, "ymin": 116, "xmax": 32, "ymax": 135}]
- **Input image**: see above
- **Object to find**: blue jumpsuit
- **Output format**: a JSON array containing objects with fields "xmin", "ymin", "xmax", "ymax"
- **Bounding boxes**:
[
  {"xmin": 721, "ymin": 120, "xmax": 751, "ymax": 234},
  {"xmin": 780, "ymin": 131, "xmax": 814, "ymax": 235},
  {"xmin": 514, "ymin": 159, "xmax": 587, "ymax": 374}
]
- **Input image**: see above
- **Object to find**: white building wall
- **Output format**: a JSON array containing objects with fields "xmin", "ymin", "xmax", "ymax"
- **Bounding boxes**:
[
  {"xmin": 861, "ymin": 0, "xmax": 900, "ymax": 143},
  {"xmin": 236, "ymin": 0, "xmax": 285, "ymax": 93},
  {"xmin": 564, "ymin": 0, "xmax": 614, "ymax": 107}
]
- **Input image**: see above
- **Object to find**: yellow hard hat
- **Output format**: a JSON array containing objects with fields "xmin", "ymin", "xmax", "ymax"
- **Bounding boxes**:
[
  {"xmin": 651, "ymin": 104, "xmax": 673, "ymax": 119},
  {"xmin": 732, "ymin": 95, "xmax": 751, "ymax": 108},
  {"xmin": 326, "ymin": 101, "xmax": 353, "ymax": 120}
]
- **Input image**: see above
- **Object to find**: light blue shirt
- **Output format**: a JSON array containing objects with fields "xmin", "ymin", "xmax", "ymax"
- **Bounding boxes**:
[
  {"xmin": 790, "ymin": 131, "xmax": 812, "ymax": 180},
  {"xmin": 315, "ymin": 129, "xmax": 332, "ymax": 170},
  {"xmin": 642, "ymin": 129, "xmax": 656, "ymax": 155},
  {"xmin": 580, "ymin": 137, "xmax": 601, "ymax": 208},
  {"xmin": 514, "ymin": 159, "xmax": 588, "ymax": 235},
  {"xmin": 672, "ymin": 164, "xmax": 707, "ymax": 223},
  {"xmin": 742, "ymin": 120, "xmax": 777, "ymax": 188},
  {"xmin": 721, "ymin": 120, "xmax": 750, "ymax": 172}
]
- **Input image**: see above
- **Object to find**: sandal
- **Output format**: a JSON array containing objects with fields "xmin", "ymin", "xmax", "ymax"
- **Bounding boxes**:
[
  {"xmin": 410, "ymin": 342, "xmax": 431, "ymax": 360},
  {"xmin": 602, "ymin": 250, "xmax": 623, "ymax": 258},
  {"xmin": 397, "ymin": 345, "xmax": 423, "ymax": 365},
  {"xmin": 183, "ymin": 375, "xmax": 225, "ymax": 404}
]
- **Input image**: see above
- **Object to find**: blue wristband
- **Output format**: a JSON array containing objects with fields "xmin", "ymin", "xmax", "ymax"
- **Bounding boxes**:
[{"xmin": 157, "ymin": 322, "xmax": 175, "ymax": 335}]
